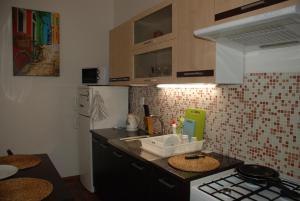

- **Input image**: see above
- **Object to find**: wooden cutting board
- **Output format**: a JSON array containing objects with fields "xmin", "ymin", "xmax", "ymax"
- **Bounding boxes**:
[{"xmin": 168, "ymin": 154, "xmax": 220, "ymax": 172}]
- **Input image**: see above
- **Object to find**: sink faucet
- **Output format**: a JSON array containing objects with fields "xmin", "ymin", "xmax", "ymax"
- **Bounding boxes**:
[{"xmin": 150, "ymin": 115, "xmax": 165, "ymax": 135}]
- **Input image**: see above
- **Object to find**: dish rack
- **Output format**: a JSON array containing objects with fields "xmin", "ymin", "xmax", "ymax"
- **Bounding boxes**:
[{"xmin": 140, "ymin": 135, "xmax": 204, "ymax": 157}]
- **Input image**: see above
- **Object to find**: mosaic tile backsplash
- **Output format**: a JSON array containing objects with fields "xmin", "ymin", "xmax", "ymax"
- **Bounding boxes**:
[{"xmin": 129, "ymin": 73, "xmax": 300, "ymax": 180}]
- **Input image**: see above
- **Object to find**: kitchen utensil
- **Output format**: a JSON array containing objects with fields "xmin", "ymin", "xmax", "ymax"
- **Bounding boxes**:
[
  {"xmin": 143, "ymin": 105, "xmax": 150, "ymax": 116},
  {"xmin": 0, "ymin": 155, "xmax": 41, "ymax": 170},
  {"xmin": 0, "ymin": 165, "xmax": 18, "ymax": 180},
  {"xmin": 168, "ymin": 154, "xmax": 220, "ymax": 172},
  {"xmin": 0, "ymin": 177, "xmax": 53, "ymax": 201},
  {"xmin": 185, "ymin": 108, "xmax": 206, "ymax": 140},
  {"xmin": 126, "ymin": 113, "xmax": 140, "ymax": 131},
  {"xmin": 184, "ymin": 154, "xmax": 205, "ymax": 160},
  {"xmin": 182, "ymin": 118, "xmax": 195, "ymax": 141},
  {"xmin": 236, "ymin": 164, "xmax": 300, "ymax": 201}
]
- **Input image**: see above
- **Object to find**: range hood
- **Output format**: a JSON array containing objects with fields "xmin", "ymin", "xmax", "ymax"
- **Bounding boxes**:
[{"xmin": 194, "ymin": 4, "xmax": 300, "ymax": 52}]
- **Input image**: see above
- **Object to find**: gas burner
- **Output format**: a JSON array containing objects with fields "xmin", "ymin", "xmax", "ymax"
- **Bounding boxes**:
[{"xmin": 220, "ymin": 188, "xmax": 232, "ymax": 195}]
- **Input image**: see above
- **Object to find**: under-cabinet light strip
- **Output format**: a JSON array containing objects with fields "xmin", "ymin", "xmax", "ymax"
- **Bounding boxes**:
[{"xmin": 156, "ymin": 84, "xmax": 217, "ymax": 89}]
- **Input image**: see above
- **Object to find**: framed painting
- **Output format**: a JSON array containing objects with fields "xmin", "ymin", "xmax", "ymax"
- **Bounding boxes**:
[{"xmin": 12, "ymin": 7, "xmax": 60, "ymax": 76}]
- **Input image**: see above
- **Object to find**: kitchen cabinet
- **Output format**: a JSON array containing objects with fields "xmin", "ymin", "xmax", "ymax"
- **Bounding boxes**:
[
  {"xmin": 132, "ymin": 40, "xmax": 175, "ymax": 84},
  {"xmin": 92, "ymin": 136, "xmax": 129, "ymax": 201},
  {"xmin": 91, "ymin": 129, "xmax": 244, "ymax": 201},
  {"xmin": 174, "ymin": 0, "xmax": 216, "ymax": 84},
  {"xmin": 109, "ymin": 21, "xmax": 132, "ymax": 85},
  {"xmin": 93, "ymin": 134, "xmax": 152, "ymax": 201},
  {"xmin": 149, "ymin": 168, "xmax": 190, "ymax": 201},
  {"xmin": 127, "ymin": 159, "xmax": 152, "ymax": 201},
  {"xmin": 132, "ymin": 0, "xmax": 217, "ymax": 84},
  {"xmin": 92, "ymin": 136, "xmax": 112, "ymax": 200},
  {"xmin": 132, "ymin": 0, "xmax": 176, "ymax": 50}
]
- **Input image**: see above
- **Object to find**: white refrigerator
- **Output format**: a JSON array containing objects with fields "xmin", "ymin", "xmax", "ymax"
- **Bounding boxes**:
[{"xmin": 78, "ymin": 86, "xmax": 128, "ymax": 192}]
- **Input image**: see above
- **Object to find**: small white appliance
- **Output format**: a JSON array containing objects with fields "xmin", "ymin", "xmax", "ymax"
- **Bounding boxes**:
[
  {"xmin": 194, "ymin": 3, "xmax": 300, "ymax": 52},
  {"xmin": 126, "ymin": 113, "xmax": 139, "ymax": 131},
  {"xmin": 190, "ymin": 168, "xmax": 300, "ymax": 201},
  {"xmin": 78, "ymin": 86, "xmax": 128, "ymax": 192}
]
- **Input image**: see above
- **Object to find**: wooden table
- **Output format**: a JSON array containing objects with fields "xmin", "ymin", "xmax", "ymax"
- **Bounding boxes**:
[{"xmin": 11, "ymin": 154, "xmax": 73, "ymax": 201}]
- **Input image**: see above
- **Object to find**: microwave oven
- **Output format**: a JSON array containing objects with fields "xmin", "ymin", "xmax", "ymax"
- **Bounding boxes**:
[{"xmin": 82, "ymin": 68, "xmax": 99, "ymax": 83}]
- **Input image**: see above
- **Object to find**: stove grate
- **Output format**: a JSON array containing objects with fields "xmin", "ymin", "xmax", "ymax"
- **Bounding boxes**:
[{"xmin": 197, "ymin": 173, "xmax": 300, "ymax": 201}]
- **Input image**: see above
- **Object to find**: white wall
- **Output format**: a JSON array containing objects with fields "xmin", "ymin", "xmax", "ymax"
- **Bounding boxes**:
[
  {"xmin": 114, "ymin": 0, "xmax": 161, "ymax": 26},
  {"xmin": 0, "ymin": 0, "xmax": 114, "ymax": 177}
]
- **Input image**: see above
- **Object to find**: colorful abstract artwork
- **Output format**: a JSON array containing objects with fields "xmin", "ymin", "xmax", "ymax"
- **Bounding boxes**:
[{"xmin": 12, "ymin": 7, "xmax": 59, "ymax": 76}]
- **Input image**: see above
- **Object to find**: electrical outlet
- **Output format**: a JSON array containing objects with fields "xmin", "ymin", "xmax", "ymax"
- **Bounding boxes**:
[{"xmin": 140, "ymin": 97, "xmax": 145, "ymax": 106}]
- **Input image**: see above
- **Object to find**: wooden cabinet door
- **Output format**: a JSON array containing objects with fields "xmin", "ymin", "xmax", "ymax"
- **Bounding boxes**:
[
  {"xmin": 215, "ymin": 0, "xmax": 244, "ymax": 14},
  {"xmin": 109, "ymin": 21, "xmax": 132, "ymax": 84},
  {"xmin": 175, "ymin": 0, "xmax": 216, "ymax": 83}
]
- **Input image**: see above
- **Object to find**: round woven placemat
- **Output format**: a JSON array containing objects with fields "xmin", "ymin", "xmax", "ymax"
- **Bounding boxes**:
[
  {"xmin": 168, "ymin": 154, "xmax": 220, "ymax": 172},
  {"xmin": 0, "ymin": 155, "xmax": 41, "ymax": 170},
  {"xmin": 0, "ymin": 177, "xmax": 53, "ymax": 201}
]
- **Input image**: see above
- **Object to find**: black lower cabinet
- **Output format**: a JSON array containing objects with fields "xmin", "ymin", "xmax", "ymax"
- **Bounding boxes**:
[
  {"xmin": 92, "ymin": 134, "xmax": 189, "ymax": 201},
  {"xmin": 149, "ymin": 168, "xmax": 190, "ymax": 201},
  {"xmin": 92, "ymin": 136, "xmax": 130, "ymax": 201},
  {"xmin": 92, "ymin": 136, "xmax": 112, "ymax": 201},
  {"xmin": 127, "ymin": 159, "xmax": 152, "ymax": 201}
]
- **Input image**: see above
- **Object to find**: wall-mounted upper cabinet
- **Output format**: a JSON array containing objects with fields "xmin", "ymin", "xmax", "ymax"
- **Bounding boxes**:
[
  {"xmin": 110, "ymin": 0, "xmax": 247, "ymax": 85},
  {"xmin": 131, "ymin": 40, "xmax": 175, "ymax": 85},
  {"xmin": 132, "ymin": 0, "xmax": 176, "ymax": 50},
  {"xmin": 174, "ymin": 0, "xmax": 216, "ymax": 84},
  {"xmin": 109, "ymin": 21, "xmax": 132, "ymax": 85}
]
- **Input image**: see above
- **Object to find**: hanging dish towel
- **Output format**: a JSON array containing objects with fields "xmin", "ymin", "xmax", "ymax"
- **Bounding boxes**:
[{"xmin": 90, "ymin": 92, "xmax": 108, "ymax": 121}]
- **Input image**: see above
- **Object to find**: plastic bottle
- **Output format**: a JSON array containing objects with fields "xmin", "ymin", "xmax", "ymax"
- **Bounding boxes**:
[{"xmin": 171, "ymin": 123, "xmax": 176, "ymax": 134}]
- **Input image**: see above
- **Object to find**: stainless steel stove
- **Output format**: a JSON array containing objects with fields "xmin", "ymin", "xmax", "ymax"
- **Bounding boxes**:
[{"xmin": 191, "ymin": 169, "xmax": 300, "ymax": 201}]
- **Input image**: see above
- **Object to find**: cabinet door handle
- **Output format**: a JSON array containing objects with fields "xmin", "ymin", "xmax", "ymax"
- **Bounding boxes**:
[
  {"xmin": 158, "ymin": 178, "xmax": 175, "ymax": 189},
  {"xmin": 241, "ymin": 0, "xmax": 265, "ymax": 10},
  {"xmin": 99, "ymin": 143, "xmax": 107, "ymax": 149},
  {"xmin": 112, "ymin": 151, "xmax": 123, "ymax": 158},
  {"xmin": 131, "ymin": 162, "xmax": 145, "ymax": 171},
  {"xmin": 143, "ymin": 40, "xmax": 152, "ymax": 45},
  {"xmin": 92, "ymin": 139, "xmax": 108, "ymax": 149},
  {"xmin": 79, "ymin": 104, "xmax": 84, "ymax": 108}
]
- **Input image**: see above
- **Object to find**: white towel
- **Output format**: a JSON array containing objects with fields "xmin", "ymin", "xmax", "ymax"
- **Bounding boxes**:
[{"xmin": 90, "ymin": 92, "xmax": 108, "ymax": 121}]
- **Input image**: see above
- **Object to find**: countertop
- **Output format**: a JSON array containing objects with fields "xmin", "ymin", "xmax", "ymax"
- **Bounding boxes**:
[
  {"xmin": 10, "ymin": 154, "xmax": 73, "ymax": 201},
  {"xmin": 91, "ymin": 128, "xmax": 244, "ymax": 182}
]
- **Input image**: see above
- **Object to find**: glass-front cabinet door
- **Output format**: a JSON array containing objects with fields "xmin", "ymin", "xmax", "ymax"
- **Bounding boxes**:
[
  {"xmin": 133, "ymin": 0, "xmax": 175, "ymax": 50},
  {"xmin": 133, "ymin": 40, "xmax": 174, "ymax": 83}
]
